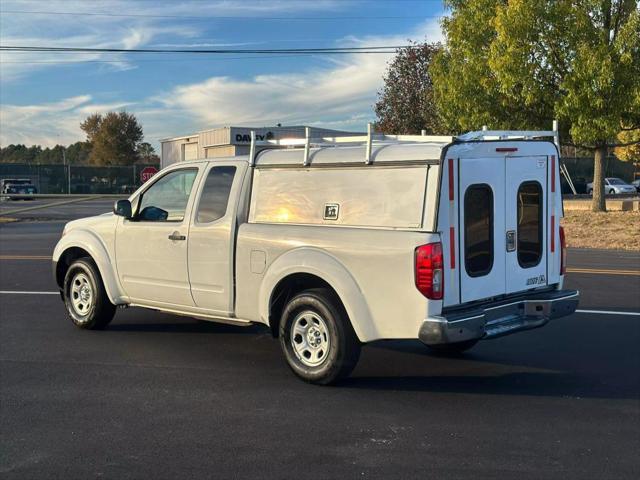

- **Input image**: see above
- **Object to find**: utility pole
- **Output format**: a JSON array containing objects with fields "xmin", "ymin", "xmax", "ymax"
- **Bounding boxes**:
[{"xmin": 63, "ymin": 147, "xmax": 70, "ymax": 194}]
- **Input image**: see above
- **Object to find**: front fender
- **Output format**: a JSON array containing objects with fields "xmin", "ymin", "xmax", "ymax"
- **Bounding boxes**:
[
  {"xmin": 53, "ymin": 230, "xmax": 126, "ymax": 304},
  {"xmin": 259, "ymin": 248, "xmax": 377, "ymax": 342}
]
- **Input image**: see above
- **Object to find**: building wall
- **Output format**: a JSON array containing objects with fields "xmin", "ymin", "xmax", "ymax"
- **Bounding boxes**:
[
  {"xmin": 161, "ymin": 126, "xmax": 363, "ymax": 167},
  {"xmin": 205, "ymin": 145, "xmax": 237, "ymax": 158},
  {"xmin": 200, "ymin": 128, "xmax": 231, "ymax": 149},
  {"xmin": 161, "ymin": 136, "xmax": 199, "ymax": 169}
]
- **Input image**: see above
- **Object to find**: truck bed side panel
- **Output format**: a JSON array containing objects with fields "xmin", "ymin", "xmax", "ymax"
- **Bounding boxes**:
[{"xmin": 235, "ymin": 224, "xmax": 440, "ymax": 342}]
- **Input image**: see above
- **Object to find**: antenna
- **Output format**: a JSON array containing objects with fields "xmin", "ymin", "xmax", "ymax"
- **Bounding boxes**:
[
  {"xmin": 303, "ymin": 127, "xmax": 311, "ymax": 167},
  {"xmin": 248, "ymin": 130, "xmax": 256, "ymax": 167},
  {"xmin": 365, "ymin": 123, "xmax": 373, "ymax": 164}
]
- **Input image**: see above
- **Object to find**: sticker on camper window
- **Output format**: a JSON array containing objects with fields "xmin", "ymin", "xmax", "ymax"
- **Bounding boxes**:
[
  {"xmin": 537, "ymin": 158, "xmax": 546, "ymax": 168},
  {"xmin": 324, "ymin": 203, "xmax": 339, "ymax": 220}
]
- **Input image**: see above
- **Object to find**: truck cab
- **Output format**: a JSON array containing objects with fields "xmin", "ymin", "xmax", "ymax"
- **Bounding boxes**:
[{"xmin": 53, "ymin": 128, "xmax": 578, "ymax": 384}]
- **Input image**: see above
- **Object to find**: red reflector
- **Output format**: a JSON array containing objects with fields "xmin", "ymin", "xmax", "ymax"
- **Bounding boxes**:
[
  {"xmin": 550, "ymin": 215, "xmax": 555, "ymax": 253},
  {"xmin": 496, "ymin": 147, "xmax": 518, "ymax": 152},
  {"xmin": 415, "ymin": 242, "xmax": 444, "ymax": 300},
  {"xmin": 559, "ymin": 226, "xmax": 567, "ymax": 275},
  {"xmin": 448, "ymin": 158, "xmax": 454, "ymax": 201}
]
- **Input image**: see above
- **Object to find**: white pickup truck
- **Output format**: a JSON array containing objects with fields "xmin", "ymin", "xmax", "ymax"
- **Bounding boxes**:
[{"xmin": 53, "ymin": 129, "xmax": 579, "ymax": 384}]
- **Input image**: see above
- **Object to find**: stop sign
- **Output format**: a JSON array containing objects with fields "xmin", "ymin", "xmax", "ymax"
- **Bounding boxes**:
[{"xmin": 140, "ymin": 166, "xmax": 158, "ymax": 183}]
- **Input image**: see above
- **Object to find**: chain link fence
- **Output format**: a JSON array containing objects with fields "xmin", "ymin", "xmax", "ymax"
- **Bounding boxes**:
[
  {"xmin": 560, "ymin": 156, "xmax": 636, "ymax": 194},
  {"xmin": 0, "ymin": 163, "xmax": 159, "ymax": 194},
  {"xmin": 1, "ymin": 157, "xmax": 635, "ymax": 195}
]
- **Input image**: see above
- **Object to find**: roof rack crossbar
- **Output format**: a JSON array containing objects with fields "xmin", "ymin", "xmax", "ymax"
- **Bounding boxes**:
[{"xmin": 246, "ymin": 120, "xmax": 561, "ymax": 165}]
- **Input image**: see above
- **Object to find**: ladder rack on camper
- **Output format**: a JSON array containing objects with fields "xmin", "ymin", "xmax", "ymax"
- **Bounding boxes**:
[
  {"xmin": 248, "ymin": 121, "xmax": 562, "ymax": 167},
  {"xmin": 247, "ymin": 124, "xmax": 454, "ymax": 167},
  {"xmin": 247, "ymin": 121, "xmax": 575, "ymax": 193}
]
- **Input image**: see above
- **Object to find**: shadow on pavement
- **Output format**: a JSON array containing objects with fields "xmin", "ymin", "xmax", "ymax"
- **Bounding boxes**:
[{"xmin": 341, "ymin": 370, "xmax": 638, "ymax": 400}]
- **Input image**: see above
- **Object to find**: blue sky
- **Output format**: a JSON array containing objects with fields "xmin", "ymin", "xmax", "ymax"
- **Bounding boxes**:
[{"xmin": 0, "ymin": 0, "xmax": 446, "ymax": 150}]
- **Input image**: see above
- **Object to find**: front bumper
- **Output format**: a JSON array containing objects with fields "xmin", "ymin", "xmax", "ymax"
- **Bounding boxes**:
[{"xmin": 419, "ymin": 289, "xmax": 579, "ymax": 346}]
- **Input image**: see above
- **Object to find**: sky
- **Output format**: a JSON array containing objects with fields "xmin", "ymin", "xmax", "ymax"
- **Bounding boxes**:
[{"xmin": 0, "ymin": 0, "xmax": 446, "ymax": 150}]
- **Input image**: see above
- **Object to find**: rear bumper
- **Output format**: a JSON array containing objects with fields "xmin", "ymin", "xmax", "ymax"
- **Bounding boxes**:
[{"xmin": 419, "ymin": 289, "xmax": 579, "ymax": 346}]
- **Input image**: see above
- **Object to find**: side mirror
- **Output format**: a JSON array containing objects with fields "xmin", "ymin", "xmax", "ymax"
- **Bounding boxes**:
[{"xmin": 114, "ymin": 199, "xmax": 132, "ymax": 219}]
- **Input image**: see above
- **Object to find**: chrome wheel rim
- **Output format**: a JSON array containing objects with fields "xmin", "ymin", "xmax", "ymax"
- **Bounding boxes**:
[
  {"xmin": 290, "ymin": 310, "xmax": 330, "ymax": 367},
  {"xmin": 70, "ymin": 272, "xmax": 93, "ymax": 319}
]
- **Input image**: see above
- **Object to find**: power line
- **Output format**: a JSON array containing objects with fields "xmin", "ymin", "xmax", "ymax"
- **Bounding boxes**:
[
  {"xmin": 0, "ymin": 54, "xmax": 316, "ymax": 64},
  {"xmin": 0, "ymin": 9, "xmax": 443, "ymax": 21},
  {"xmin": 0, "ymin": 45, "xmax": 408, "ymax": 55}
]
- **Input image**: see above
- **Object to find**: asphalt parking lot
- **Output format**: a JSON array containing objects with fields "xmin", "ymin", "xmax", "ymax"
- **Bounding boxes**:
[{"xmin": 1, "ymin": 199, "xmax": 639, "ymax": 479}]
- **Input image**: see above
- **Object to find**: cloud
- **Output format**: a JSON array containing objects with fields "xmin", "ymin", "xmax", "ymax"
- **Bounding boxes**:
[
  {"xmin": 1, "ymin": 0, "xmax": 347, "ymax": 81},
  {"xmin": 156, "ymin": 19, "xmax": 443, "ymax": 132},
  {"xmin": 0, "ymin": 96, "xmax": 131, "ymax": 146},
  {"xmin": 0, "ymin": 13, "xmax": 445, "ymax": 147}
]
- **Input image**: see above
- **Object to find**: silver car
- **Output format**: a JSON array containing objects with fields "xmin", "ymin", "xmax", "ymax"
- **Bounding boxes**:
[{"xmin": 587, "ymin": 177, "xmax": 637, "ymax": 195}]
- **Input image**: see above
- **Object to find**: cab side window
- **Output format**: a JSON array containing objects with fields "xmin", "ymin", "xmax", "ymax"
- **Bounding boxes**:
[
  {"xmin": 136, "ymin": 169, "xmax": 197, "ymax": 222},
  {"xmin": 195, "ymin": 166, "xmax": 236, "ymax": 223}
]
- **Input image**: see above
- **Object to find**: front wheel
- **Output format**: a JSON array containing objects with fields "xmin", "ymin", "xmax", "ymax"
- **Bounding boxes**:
[
  {"xmin": 63, "ymin": 258, "xmax": 116, "ymax": 329},
  {"xmin": 609, "ymin": 189, "xmax": 615, "ymax": 195},
  {"xmin": 279, "ymin": 288, "xmax": 361, "ymax": 385}
]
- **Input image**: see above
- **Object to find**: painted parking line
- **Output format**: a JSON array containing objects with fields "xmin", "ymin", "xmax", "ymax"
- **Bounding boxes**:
[
  {"xmin": 1, "ymin": 255, "xmax": 639, "ymax": 276},
  {"xmin": 1, "ymin": 291, "xmax": 638, "ymax": 317},
  {"xmin": 575, "ymin": 309, "xmax": 640, "ymax": 316},
  {"xmin": 566, "ymin": 267, "xmax": 640, "ymax": 276},
  {"xmin": 0, "ymin": 291, "xmax": 58, "ymax": 295},
  {"xmin": 0, "ymin": 255, "xmax": 52, "ymax": 260}
]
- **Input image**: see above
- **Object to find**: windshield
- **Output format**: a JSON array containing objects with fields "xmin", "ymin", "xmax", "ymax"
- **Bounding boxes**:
[{"xmin": 607, "ymin": 178, "xmax": 627, "ymax": 185}]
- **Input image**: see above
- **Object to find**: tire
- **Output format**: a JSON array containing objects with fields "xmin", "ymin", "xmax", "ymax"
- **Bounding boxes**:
[
  {"xmin": 63, "ymin": 257, "xmax": 116, "ymax": 330},
  {"xmin": 279, "ymin": 288, "xmax": 361, "ymax": 385},
  {"xmin": 426, "ymin": 339, "xmax": 478, "ymax": 356},
  {"xmin": 609, "ymin": 189, "xmax": 615, "ymax": 195}
]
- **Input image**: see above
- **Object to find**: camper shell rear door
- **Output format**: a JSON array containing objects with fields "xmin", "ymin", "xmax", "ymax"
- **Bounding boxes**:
[{"xmin": 439, "ymin": 141, "xmax": 560, "ymax": 307}]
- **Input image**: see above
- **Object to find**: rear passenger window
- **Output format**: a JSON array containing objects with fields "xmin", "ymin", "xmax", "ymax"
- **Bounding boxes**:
[
  {"xmin": 464, "ymin": 184, "xmax": 493, "ymax": 277},
  {"xmin": 195, "ymin": 166, "xmax": 236, "ymax": 223},
  {"xmin": 517, "ymin": 182, "xmax": 543, "ymax": 268}
]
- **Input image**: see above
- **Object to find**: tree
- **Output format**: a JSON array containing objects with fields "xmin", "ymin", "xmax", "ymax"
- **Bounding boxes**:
[
  {"xmin": 432, "ymin": 0, "xmax": 640, "ymax": 211},
  {"xmin": 79, "ymin": 113, "xmax": 102, "ymax": 143},
  {"xmin": 614, "ymin": 130, "xmax": 640, "ymax": 162},
  {"xmin": 136, "ymin": 142, "xmax": 159, "ymax": 164},
  {"xmin": 374, "ymin": 42, "xmax": 444, "ymax": 134},
  {"xmin": 65, "ymin": 141, "xmax": 92, "ymax": 165},
  {"xmin": 80, "ymin": 111, "xmax": 144, "ymax": 165}
]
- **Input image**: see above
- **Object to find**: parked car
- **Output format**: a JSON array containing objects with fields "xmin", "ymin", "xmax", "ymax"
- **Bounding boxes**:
[
  {"xmin": 586, "ymin": 177, "xmax": 636, "ymax": 195},
  {"xmin": 632, "ymin": 179, "xmax": 640, "ymax": 193},
  {"xmin": 52, "ymin": 129, "xmax": 578, "ymax": 384},
  {"xmin": 119, "ymin": 184, "xmax": 137, "ymax": 194},
  {"xmin": 0, "ymin": 178, "xmax": 37, "ymax": 199}
]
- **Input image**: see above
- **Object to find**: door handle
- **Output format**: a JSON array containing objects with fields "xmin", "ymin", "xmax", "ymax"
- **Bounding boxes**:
[
  {"xmin": 506, "ymin": 230, "xmax": 516, "ymax": 252},
  {"xmin": 168, "ymin": 231, "xmax": 186, "ymax": 241}
]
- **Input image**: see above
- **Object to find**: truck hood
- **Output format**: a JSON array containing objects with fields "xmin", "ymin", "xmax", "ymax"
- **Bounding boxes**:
[{"xmin": 63, "ymin": 212, "xmax": 115, "ymax": 234}]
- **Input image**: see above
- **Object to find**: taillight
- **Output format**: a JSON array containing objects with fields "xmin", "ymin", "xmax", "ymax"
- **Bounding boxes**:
[
  {"xmin": 415, "ymin": 242, "xmax": 444, "ymax": 300},
  {"xmin": 559, "ymin": 225, "xmax": 567, "ymax": 275}
]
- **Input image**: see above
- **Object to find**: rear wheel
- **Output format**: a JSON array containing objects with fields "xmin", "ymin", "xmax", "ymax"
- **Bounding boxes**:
[
  {"xmin": 63, "ymin": 258, "xmax": 116, "ymax": 330},
  {"xmin": 588, "ymin": 189, "xmax": 593, "ymax": 195},
  {"xmin": 426, "ymin": 339, "xmax": 478, "ymax": 355},
  {"xmin": 279, "ymin": 288, "xmax": 360, "ymax": 385}
]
